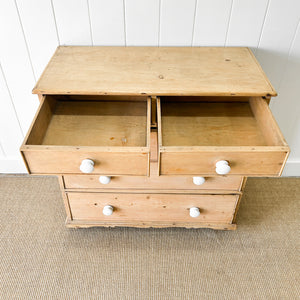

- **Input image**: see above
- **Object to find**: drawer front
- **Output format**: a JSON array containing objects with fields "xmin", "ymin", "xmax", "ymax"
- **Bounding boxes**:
[
  {"xmin": 157, "ymin": 97, "xmax": 289, "ymax": 176},
  {"xmin": 67, "ymin": 192, "xmax": 238, "ymax": 224},
  {"xmin": 23, "ymin": 151, "xmax": 148, "ymax": 175},
  {"xmin": 64, "ymin": 174, "xmax": 243, "ymax": 191},
  {"xmin": 160, "ymin": 151, "xmax": 287, "ymax": 176},
  {"xmin": 21, "ymin": 95, "xmax": 151, "ymax": 176}
]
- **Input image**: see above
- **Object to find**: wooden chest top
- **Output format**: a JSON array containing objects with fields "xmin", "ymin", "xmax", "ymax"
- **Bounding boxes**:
[{"xmin": 33, "ymin": 46, "xmax": 276, "ymax": 97}]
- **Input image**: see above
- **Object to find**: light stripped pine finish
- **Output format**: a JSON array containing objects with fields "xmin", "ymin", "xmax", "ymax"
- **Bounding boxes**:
[
  {"xmin": 32, "ymin": 47, "xmax": 276, "ymax": 96},
  {"xmin": 159, "ymin": 97, "xmax": 287, "ymax": 147},
  {"xmin": 232, "ymin": 177, "xmax": 247, "ymax": 223},
  {"xmin": 157, "ymin": 96, "xmax": 289, "ymax": 176},
  {"xmin": 159, "ymin": 151, "xmax": 288, "ymax": 176},
  {"xmin": 161, "ymin": 101, "xmax": 267, "ymax": 146},
  {"xmin": 19, "ymin": 46, "xmax": 290, "ymax": 229},
  {"xmin": 1, "ymin": 1, "xmax": 299, "ymax": 175},
  {"xmin": 42, "ymin": 100, "xmax": 148, "ymax": 147},
  {"xmin": 63, "ymin": 188, "xmax": 242, "ymax": 196},
  {"xmin": 57, "ymin": 175, "xmax": 72, "ymax": 219},
  {"xmin": 21, "ymin": 95, "xmax": 151, "ymax": 175},
  {"xmin": 63, "ymin": 130, "xmax": 243, "ymax": 193},
  {"xmin": 65, "ymin": 219, "xmax": 237, "ymax": 230},
  {"xmin": 67, "ymin": 192, "xmax": 239, "ymax": 225},
  {"xmin": 22, "ymin": 150, "xmax": 149, "ymax": 175},
  {"xmin": 63, "ymin": 174, "xmax": 244, "ymax": 192}
]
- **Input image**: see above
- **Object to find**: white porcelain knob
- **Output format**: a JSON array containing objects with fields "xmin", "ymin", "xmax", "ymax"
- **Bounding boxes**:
[
  {"xmin": 80, "ymin": 159, "xmax": 95, "ymax": 173},
  {"xmin": 103, "ymin": 205, "xmax": 114, "ymax": 216},
  {"xmin": 193, "ymin": 177, "xmax": 206, "ymax": 185},
  {"xmin": 215, "ymin": 160, "xmax": 231, "ymax": 175},
  {"xmin": 190, "ymin": 207, "xmax": 200, "ymax": 218},
  {"xmin": 99, "ymin": 176, "xmax": 111, "ymax": 185}
]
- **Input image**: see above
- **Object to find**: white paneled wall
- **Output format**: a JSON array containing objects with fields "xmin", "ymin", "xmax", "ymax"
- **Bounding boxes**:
[
  {"xmin": 16, "ymin": 0, "xmax": 59, "ymax": 79},
  {"xmin": 53, "ymin": 0, "xmax": 92, "ymax": 45},
  {"xmin": 89, "ymin": 0, "xmax": 125, "ymax": 45},
  {"xmin": 0, "ymin": 0, "xmax": 299, "ymax": 175},
  {"xmin": 193, "ymin": 0, "xmax": 232, "ymax": 46},
  {"xmin": 225, "ymin": 0, "xmax": 269, "ymax": 48},
  {"xmin": 160, "ymin": 0, "xmax": 196, "ymax": 46},
  {"xmin": 125, "ymin": 0, "xmax": 160, "ymax": 46}
]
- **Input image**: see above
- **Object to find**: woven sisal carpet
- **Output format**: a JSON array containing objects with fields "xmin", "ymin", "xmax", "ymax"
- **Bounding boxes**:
[{"xmin": 0, "ymin": 176, "xmax": 299, "ymax": 299}]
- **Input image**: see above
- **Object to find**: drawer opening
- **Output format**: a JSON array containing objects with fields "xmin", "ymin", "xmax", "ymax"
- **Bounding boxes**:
[
  {"xmin": 25, "ymin": 95, "xmax": 149, "ymax": 148},
  {"xmin": 157, "ymin": 96, "xmax": 289, "ymax": 176},
  {"xmin": 158, "ymin": 97, "xmax": 286, "ymax": 147},
  {"xmin": 21, "ymin": 95, "xmax": 151, "ymax": 175}
]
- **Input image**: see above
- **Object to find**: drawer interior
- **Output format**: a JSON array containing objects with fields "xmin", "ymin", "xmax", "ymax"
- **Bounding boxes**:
[
  {"xmin": 25, "ymin": 95, "xmax": 149, "ymax": 147},
  {"xmin": 158, "ymin": 97, "xmax": 286, "ymax": 147}
]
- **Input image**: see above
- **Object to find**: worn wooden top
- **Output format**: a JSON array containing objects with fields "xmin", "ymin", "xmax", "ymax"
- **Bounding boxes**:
[{"xmin": 33, "ymin": 46, "xmax": 276, "ymax": 97}]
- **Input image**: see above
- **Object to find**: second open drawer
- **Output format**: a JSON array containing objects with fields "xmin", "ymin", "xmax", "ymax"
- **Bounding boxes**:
[
  {"xmin": 21, "ymin": 95, "xmax": 151, "ymax": 175},
  {"xmin": 157, "ymin": 97, "xmax": 289, "ymax": 176}
]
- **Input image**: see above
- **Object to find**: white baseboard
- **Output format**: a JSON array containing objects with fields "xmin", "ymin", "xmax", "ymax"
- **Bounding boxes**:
[
  {"xmin": 0, "ymin": 157, "xmax": 28, "ymax": 174},
  {"xmin": 281, "ymin": 160, "xmax": 300, "ymax": 177}
]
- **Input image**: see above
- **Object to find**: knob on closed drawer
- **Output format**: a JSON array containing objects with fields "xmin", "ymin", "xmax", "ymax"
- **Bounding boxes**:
[
  {"xmin": 99, "ymin": 176, "xmax": 111, "ymax": 185},
  {"xmin": 193, "ymin": 177, "xmax": 206, "ymax": 185},
  {"xmin": 189, "ymin": 207, "xmax": 200, "ymax": 218},
  {"xmin": 103, "ymin": 205, "xmax": 114, "ymax": 216},
  {"xmin": 80, "ymin": 159, "xmax": 94, "ymax": 173},
  {"xmin": 215, "ymin": 160, "xmax": 231, "ymax": 175}
]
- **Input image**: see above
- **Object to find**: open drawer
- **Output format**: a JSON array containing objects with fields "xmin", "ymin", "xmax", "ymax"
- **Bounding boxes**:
[
  {"xmin": 21, "ymin": 95, "xmax": 151, "ymax": 175},
  {"xmin": 157, "ymin": 97, "xmax": 289, "ymax": 176}
]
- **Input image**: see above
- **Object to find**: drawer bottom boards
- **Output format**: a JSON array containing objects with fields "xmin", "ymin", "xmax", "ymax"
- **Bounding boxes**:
[{"xmin": 65, "ymin": 192, "xmax": 239, "ymax": 230}]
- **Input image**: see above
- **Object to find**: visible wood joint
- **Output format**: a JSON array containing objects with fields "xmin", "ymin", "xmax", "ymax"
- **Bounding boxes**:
[{"xmin": 151, "ymin": 96, "xmax": 157, "ymax": 128}]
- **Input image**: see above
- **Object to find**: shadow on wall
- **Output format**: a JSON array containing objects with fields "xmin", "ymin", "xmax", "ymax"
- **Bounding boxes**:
[{"xmin": 256, "ymin": 46, "xmax": 300, "ymax": 157}]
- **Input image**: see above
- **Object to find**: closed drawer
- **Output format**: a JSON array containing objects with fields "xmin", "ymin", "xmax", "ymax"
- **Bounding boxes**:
[
  {"xmin": 67, "ymin": 192, "xmax": 238, "ymax": 224},
  {"xmin": 63, "ymin": 174, "xmax": 243, "ymax": 192},
  {"xmin": 157, "ymin": 97, "xmax": 289, "ymax": 176},
  {"xmin": 21, "ymin": 95, "xmax": 151, "ymax": 175}
]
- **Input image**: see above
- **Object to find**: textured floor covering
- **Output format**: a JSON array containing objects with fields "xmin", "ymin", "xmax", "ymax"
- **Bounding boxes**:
[{"xmin": 0, "ymin": 176, "xmax": 299, "ymax": 300}]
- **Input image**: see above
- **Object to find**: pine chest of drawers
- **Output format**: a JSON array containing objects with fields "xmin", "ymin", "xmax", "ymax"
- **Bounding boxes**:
[{"xmin": 20, "ymin": 46, "xmax": 289, "ymax": 230}]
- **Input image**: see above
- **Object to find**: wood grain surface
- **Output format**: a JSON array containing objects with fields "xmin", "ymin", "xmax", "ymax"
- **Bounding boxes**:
[
  {"xmin": 63, "ymin": 174, "xmax": 243, "ymax": 192},
  {"xmin": 67, "ymin": 192, "xmax": 238, "ymax": 224},
  {"xmin": 33, "ymin": 46, "xmax": 276, "ymax": 96}
]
